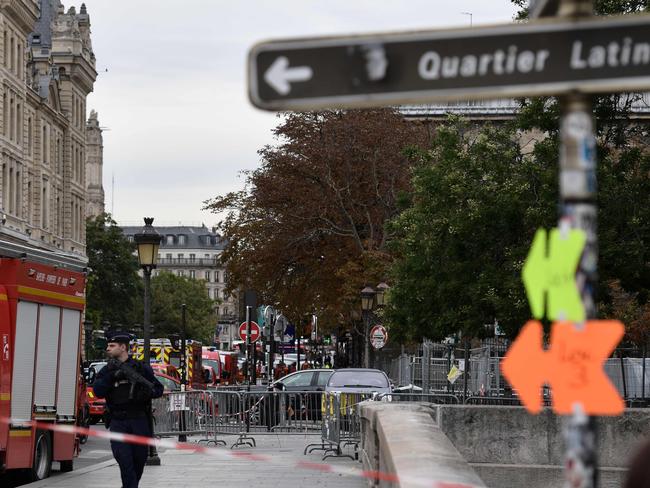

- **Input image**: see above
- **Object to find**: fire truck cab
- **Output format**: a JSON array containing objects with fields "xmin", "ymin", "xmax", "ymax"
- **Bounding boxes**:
[
  {"xmin": 0, "ymin": 240, "xmax": 86, "ymax": 481},
  {"xmin": 133, "ymin": 339, "xmax": 206, "ymax": 389}
]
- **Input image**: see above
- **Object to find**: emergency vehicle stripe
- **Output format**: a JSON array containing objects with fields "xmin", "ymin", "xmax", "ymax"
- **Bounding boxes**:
[
  {"xmin": 9, "ymin": 430, "xmax": 32, "ymax": 437},
  {"xmin": 0, "ymin": 393, "xmax": 9, "ymax": 401},
  {"xmin": 17, "ymin": 286, "xmax": 85, "ymax": 305},
  {"xmin": 0, "ymin": 293, "xmax": 7, "ymax": 301}
]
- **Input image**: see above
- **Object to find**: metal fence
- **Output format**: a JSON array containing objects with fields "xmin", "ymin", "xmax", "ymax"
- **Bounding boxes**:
[{"xmin": 385, "ymin": 340, "xmax": 650, "ymax": 407}]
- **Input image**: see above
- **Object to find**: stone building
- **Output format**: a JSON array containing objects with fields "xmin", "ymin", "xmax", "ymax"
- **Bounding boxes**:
[
  {"xmin": 120, "ymin": 224, "xmax": 239, "ymax": 330},
  {"xmin": 85, "ymin": 109, "xmax": 103, "ymax": 218},
  {"xmin": 0, "ymin": 0, "xmax": 98, "ymax": 259}
]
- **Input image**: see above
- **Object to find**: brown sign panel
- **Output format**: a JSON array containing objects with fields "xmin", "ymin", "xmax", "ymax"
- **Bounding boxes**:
[{"xmin": 249, "ymin": 15, "xmax": 650, "ymax": 111}]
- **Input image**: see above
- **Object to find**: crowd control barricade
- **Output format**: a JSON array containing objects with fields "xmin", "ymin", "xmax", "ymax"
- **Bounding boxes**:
[
  {"xmin": 310, "ymin": 391, "xmax": 374, "ymax": 460},
  {"xmin": 152, "ymin": 390, "xmax": 214, "ymax": 441}
]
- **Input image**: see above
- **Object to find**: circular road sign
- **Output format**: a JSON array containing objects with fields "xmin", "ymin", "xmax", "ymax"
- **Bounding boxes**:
[
  {"xmin": 239, "ymin": 321, "xmax": 261, "ymax": 342},
  {"xmin": 370, "ymin": 325, "xmax": 388, "ymax": 350}
]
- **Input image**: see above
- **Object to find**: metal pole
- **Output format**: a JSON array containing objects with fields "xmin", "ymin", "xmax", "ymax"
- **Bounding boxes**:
[
  {"xmin": 269, "ymin": 313, "xmax": 275, "ymax": 382},
  {"xmin": 143, "ymin": 266, "xmax": 160, "ymax": 465},
  {"xmin": 643, "ymin": 341, "xmax": 646, "ymax": 402},
  {"xmin": 143, "ymin": 267, "xmax": 152, "ymax": 364},
  {"xmin": 363, "ymin": 311, "xmax": 370, "ymax": 368},
  {"xmin": 246, "ymin": 306, "xmax": 252, "ymax": 388},
  {"xmin": 179, "ymin": 303, "xmax": 187, "ymax": 443},
  {"xmin": 619, "ymin": 349, "xmax": 627, "ymax": 401},
  {"xmin": 463, "ymin": 339, "xmax": 470, "ymax": 403},
  {"xmin": 296, "ymin": 320, "xmax": 301, "ymax": 370},
  {"xmin": 558, "ymin": 0, "xmax": 597, "ymax": 477}
]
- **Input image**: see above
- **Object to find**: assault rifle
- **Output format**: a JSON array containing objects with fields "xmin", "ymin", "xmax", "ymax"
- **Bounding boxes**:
[{"xmin": 107, "ymin": 359, "xmax": 156, "ymax": 400}]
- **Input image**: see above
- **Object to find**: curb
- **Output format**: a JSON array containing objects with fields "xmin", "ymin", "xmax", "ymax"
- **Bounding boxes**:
[{"xmin": 24, "ymin": 459, "xmax": 117, "ymax": 487}]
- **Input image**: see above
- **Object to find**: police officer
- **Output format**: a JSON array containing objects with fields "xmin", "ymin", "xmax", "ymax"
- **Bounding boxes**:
[{"xmin": 93, "ymin": 331, "xmax": 163, "ymax": 488}]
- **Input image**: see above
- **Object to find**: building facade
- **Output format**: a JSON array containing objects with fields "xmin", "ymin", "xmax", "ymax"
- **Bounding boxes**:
[
  {"xmin": 0, "ymin": 0, "xmax": 98, "ymax": 258},
  {"xmin": 85, "ymin": 108, "xmax": 103, "ymax": 218},
  {"xmin": 120, "ymin": 224, "xmax": 238, "ymax": 332}
]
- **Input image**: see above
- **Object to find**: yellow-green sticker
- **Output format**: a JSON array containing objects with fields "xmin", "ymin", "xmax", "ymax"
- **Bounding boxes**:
[{"xmin": 522, "ymin": 228, "xmax": 586, "ymax": 322}]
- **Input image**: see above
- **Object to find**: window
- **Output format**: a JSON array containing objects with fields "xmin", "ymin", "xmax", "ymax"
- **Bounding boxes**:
[
  {"xmin": 204, "ymin": 254, "xmax": 210, "ymax": 259},
  {"xmin": 204, "ymin": 271, "xmax": 210, "ymax": 282},
  {"xmin": 41, "ymin": 178, "xmax": 49, "ymax": 229},
  {"xmin": 189, "ymin": 253, "xmax": 195, "ymax": 261},
  {"xmin": 177, "ymin": 270, "xmax": 185, "ymax": 277},
  {"xmin": 166, "ymin": 253, "xmax": 172, "ymax": 260},
  {"xmin": 283, "ymin": 372, "xmax": 315, "ymax": 387},
  {"xmin": 177, "ymin": 253, "xmax": 184, "ymax": 259},
  {"xmin": 166, "ymin": 235, "xmax": 174, "ymax": 245},
  {"xmin": 215, "ymin": 289, "xmax": 220, "ymax": 300},
  {"xmin": 177, "ymin": 235, "xmax": 186, "ymax": 245},
  {"xmin": 189, "ymin": 270, "xmax": 195, "ymax": 279}
]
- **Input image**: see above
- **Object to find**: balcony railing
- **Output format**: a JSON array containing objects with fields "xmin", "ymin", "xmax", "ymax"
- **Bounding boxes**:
[{"xmin": 157, "ymin": 258, "xmax": 220, "ymax": 267}]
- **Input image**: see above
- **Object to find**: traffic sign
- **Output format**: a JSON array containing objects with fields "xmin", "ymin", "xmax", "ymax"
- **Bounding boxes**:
[
  {"xmin": 522, "ymin": 227, "xmax": 586, "ymax": 323},
  {"xmin": 249, "ymin": 15, "xmax": 650, "ymax": 111},
  {"xmin": 501, "ymin": 320, "xmax": 624, "ymax": 415},
  {"xmin": 239, "ymin": 321, "xmax": 261, "ymax": 342},
  {"xmin": 370, "ymin": 325, "xmax": 388, "ymax": 350}
]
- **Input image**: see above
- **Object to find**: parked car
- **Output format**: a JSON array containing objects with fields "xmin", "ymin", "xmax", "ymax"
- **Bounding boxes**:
[
  {"xmin": 155, "ymin": 371, "xmax": 181, "ymax": 392},
  {"xmin": 325, "ymin": 368, "xmax": 391, "ymax": 395}
]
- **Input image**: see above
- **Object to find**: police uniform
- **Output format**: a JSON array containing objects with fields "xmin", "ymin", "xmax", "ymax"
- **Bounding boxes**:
[{"xmin": 93, "ymin": 332, "xmax": 164, "ymax": 488}]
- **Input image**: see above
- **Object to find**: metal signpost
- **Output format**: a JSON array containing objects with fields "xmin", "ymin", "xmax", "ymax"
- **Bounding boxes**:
[
  {"xmin": 247, "ymin": 2, "xmax": 647, "ymax": 486},
  {"xmin": 249, "ymin": 14, "xmax": 650, "ymax": 111}
]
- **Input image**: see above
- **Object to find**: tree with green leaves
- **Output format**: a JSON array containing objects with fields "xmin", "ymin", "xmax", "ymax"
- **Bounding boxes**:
[
  {"xmin": 384, "ymin": 1, "xmax": 650, "ymax": 344},
  {"xmin": 131, "ymin": 272, "xmax": 218, "ymax": 343},
  {"xmin": 86, "ymin": 213, "xmax": 140, "ymax": 329}
]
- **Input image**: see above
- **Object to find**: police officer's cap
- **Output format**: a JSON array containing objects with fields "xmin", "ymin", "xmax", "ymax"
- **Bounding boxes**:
[{"xmin": 106, "ymin": 330, "xmax": 133, "ymax": 345}]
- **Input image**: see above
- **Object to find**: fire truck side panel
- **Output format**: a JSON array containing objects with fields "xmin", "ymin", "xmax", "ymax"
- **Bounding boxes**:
[
  {"xmin": 52, "ymin": 430, "xmax": 75, "ymax": 462},
  {"xmin": 5, "ymin": 430, "xmax": 32, "ymax": 468},
  {"xmin": 56, "ymin": 308, "xmax": 81, "ymax": 419},
  {"xmin": 11, "ymin": 301, "xmax": 38, "ymax": 423},
  {"xmin": 0, "ymin": 287, "xmax": 10, "ymax": 450},
  {"xmin": 34, "ymin": 305, "xmax": 61, "ymax": 411}
]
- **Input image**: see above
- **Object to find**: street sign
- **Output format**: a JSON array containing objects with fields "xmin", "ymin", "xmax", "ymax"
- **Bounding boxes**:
[
  {"xmin": 249, "ymin": 15, "xmax": 650, "ymax": 111},
  {"xmin": 501, "ymin": 320, "xmax": 624, "ymax": 415},
  {"xmin": 370, "ymin": 325, "xmax": 388, "ymax": 350},
  {"xmin": 239, "ymin": 321, "xmax": 261, "ymax": 342},
  {"xmin": 522, "ymin": 227, "xmax": 586, "ymax": 323}
]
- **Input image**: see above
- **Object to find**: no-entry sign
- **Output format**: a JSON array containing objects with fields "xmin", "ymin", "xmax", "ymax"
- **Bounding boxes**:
[
  {"xmin": 249, "ymin": 14, "xmax": 650, "ymax": 111},
  {"xmin": 370, "ymin": 325, "xmax": 388, "ymax": 350},
  {"xmin": 239, "ymin": 321, "xmax": 261, "ymax": 342}
]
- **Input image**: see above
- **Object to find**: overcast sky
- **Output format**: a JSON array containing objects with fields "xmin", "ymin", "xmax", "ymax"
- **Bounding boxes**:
[{"xmin": 80, "ymin": 0, "xmax": 519, "ymax": 227}]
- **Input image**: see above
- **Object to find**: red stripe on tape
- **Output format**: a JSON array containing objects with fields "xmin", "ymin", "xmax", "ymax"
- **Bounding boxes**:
[{"xmin": 0, "ymin": 417, "xmax": 480, "ymax": 488}]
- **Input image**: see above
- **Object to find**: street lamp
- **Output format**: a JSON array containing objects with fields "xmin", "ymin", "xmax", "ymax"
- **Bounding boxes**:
[
  {"xmin": 361, "ymin": 286, "xmax": 376, "ymax": 368},
  {"xmin": 133, "ymin": 217, "xmax": 162, "ymax": 365},
  {"xmin": 375, "ymin": 282, "xmax": 389, "ymax": 307},
  {"xmin": 133, "ymin": 217, "xmax": 162, "ymax": 466}
]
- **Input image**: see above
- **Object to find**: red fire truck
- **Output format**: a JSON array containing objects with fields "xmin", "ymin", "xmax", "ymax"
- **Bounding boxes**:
[{"xmin": 0, "ymin": 240, "xmax": 86, "ymax": 481}]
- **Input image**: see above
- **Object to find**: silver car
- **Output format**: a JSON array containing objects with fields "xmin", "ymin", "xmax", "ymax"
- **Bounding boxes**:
[{"xmin": 325, "ymin": 368, "xmax": 391, "ymax": 395}]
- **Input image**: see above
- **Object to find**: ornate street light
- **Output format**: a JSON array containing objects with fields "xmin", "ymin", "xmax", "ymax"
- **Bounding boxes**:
[
  {"xmin": 360, "ymin": 286, "xmax": 376, "ymax": 368},
  {"xmin": 375, "ymin": 282, "xmax": 390, "ymax": 307},
  {"xmin": 133, "ymin": 217, "xmax": 161, "ymax": 365}
]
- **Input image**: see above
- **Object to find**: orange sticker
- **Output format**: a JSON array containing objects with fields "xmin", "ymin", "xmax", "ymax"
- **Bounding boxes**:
[{"xmin": 502, "ymin": 320, "xmax": 624, "ymax": 415}]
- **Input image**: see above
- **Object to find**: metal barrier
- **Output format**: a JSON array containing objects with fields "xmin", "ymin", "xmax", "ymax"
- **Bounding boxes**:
[
  {"xmin": 152, "ymin": 390, "xmax": 214, "ymax": 439},
  {"xmin": 307, "ymin": 391, "xmax": 374, "ymax": 460}
]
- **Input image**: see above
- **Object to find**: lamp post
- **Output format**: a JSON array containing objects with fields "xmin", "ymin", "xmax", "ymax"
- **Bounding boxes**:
[
  {"xmin": 133, "ymin": 218, "xmax": 162, "ymax": 365},
  {"xmin": 361, "ymin": 286, "xmax": 376, "ymax": 368},
  {"xmin": 133, "ymin": 217, "xmax": 162, "ymax": 466}
]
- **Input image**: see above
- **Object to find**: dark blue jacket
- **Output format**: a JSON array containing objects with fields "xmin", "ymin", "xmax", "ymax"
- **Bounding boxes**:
[{"xmin": 93, "ymin": 357, "xmax": 164, "ymax": 402}]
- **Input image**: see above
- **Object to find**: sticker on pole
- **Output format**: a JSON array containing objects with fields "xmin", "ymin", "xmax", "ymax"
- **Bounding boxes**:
[
  {"xmin": 370, "ymin": 325, "xmax": 388, "ymax": 350},
  {"xmin": 501, "ymin": 320, "xmax": 624, "ymax": 415},
  {"xmin": 522, "ymin": 227, "xmax": 586, "ymax": 323}
]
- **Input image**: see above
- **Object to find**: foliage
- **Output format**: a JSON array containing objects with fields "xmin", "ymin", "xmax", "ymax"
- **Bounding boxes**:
[
  {"xmin": 131, "ymin": 272, "xmax": 218, "ymax": 343},
  {"xmin": 204, "ymin": 109, "xmax": 429, "ymax": 328},
  {"xmin": 86, "ymin": 213, "xmax": 140, "ymax": 328},
  {"xmin": 385, "ymin": 119, "xmax": 557, "ymax": 341}
]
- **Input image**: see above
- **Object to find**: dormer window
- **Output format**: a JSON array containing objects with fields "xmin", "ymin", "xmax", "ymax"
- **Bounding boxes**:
[
  {"xmin": 178, "ymin": 234, "xmax": 187, "ymax": 245},
  {"xmin": 166, "ymin": 235, "xmax": 175, "ymax": 245}
]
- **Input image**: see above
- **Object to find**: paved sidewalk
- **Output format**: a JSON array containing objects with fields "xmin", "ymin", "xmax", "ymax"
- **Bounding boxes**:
[{"xmin": 27, "ymin": 435, "xmax": 365, "ymax": 488}]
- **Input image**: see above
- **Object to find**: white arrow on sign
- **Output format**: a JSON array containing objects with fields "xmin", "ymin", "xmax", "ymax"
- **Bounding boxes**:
[{"xmin": 264, "ymin": 56, "xmax": 313, "ymax": 95}]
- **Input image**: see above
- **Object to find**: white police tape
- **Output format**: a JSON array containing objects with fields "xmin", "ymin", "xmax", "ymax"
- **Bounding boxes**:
[{"xmin": 0, "ymin": 417, "xmax": 478, "ymax": 488}]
